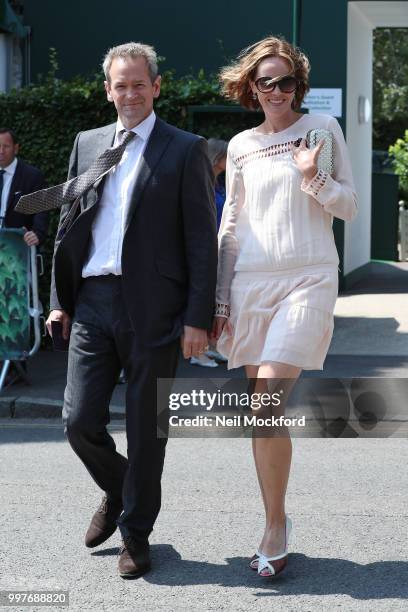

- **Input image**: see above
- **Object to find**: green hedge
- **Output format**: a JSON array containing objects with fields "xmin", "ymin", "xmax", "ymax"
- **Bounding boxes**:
[
  {"xmin": 373, "ymin": 28, "xmax": 408, "ymax": 151},
  {"xmin": 0, "ymin": 66, "xmax": 227, "ymax": 187}
]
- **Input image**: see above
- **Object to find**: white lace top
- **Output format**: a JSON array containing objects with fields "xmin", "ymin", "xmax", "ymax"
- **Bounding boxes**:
[{"xmin": 216, "ymin": 113, "xmax": 357, "ymax": 309}]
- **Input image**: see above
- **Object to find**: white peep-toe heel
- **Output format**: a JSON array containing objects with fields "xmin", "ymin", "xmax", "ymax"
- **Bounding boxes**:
[{"xmin": 257, "ymin": 516, "xmax": 292, "ymax": 577}]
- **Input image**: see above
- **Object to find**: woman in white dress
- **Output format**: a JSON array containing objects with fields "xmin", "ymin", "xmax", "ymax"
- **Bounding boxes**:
[{"xmin": 211, "ymin": 36, "xmax": 357, "ymax": 577}]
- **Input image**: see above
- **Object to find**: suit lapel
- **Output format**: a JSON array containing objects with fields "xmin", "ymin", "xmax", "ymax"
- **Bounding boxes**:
[
  {"xmin": 124, "ymin": 118, "xmax": 173, "ymax": 232},
  {"xmin": 95, "ymin": 124, "xmax": 116, "ymax": 154},
  {"xmin": 79, "ymin": 124, "xmax": 116, "ymax": 176},
  {"xmin": 80, "ymin": 124, "xmax": 116, "ymax": 210},
  {"xmin": 6, "ymin": 159, "xmax": 23, "ymax": 212}
]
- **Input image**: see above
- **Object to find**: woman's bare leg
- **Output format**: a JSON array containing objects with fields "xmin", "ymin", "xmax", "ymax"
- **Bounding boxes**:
[
  {"xmin": 245, "ymin": 365, "xmax": 268, "ymax": 518},
  {"xmin": 253, "ymin": 361, "xmax": 301, "ymax": 557}
]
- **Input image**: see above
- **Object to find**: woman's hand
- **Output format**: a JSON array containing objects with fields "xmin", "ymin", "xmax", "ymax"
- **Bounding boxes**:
[
  {"xmin": 292, "ymin": 138, "xmax": 325, "ymax": 182},
  {"xmin": 210, "ymin": 316, "xmax": 228, "ymax": 343}
]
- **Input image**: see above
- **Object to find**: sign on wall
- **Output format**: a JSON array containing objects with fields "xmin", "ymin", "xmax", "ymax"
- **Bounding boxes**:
[{"xmin": 302, "ymin": 88, "xmax": 342, "ymax": 117}]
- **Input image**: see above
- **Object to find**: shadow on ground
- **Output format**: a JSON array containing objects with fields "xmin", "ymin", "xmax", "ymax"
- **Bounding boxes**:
[
  {"xmin": 346, "ymin": 261, "xmax": 408, "ymax": 294},
  {"xmin": 91, "ymin": 543, "xmax": 408, "ymax": 600}
]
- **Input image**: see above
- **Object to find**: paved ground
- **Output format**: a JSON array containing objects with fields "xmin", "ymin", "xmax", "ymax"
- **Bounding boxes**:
[
  {"xmin": 331, "ymin": 262, "xmax": 408, "ymax": 357},
  {"xmin": 0, "ymin": 424, "xmax": 407, "ymax": 612},
  {"xmin": 0, "ymin": 260, "xmax": 407, "ymax": 610}
]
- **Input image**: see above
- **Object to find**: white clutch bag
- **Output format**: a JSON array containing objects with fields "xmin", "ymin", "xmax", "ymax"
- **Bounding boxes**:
[{"xmin": 306, "ymin": 128, "xmax": 334, "ymax": 175}]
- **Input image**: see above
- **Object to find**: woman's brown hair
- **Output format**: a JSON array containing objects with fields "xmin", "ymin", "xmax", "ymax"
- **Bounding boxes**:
[{"xmin": 219, "ymin": 35, "xmax": 310, "ymax": 111}]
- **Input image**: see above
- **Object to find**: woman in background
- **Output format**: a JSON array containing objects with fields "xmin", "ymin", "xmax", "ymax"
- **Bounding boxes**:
[
  {"xmin": 191, "ymin": 138, "xmax": 229, "ymax": 368},
  {"xmin": 208, "ymin": 138, "xmax": 229, "ymax": 231}
]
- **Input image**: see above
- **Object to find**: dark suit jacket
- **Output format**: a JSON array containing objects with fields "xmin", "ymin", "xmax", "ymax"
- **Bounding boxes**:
[
  {"xmin": 50, "ymin": 117, "xmax": 218, "ymax": 347},
  {"xmin": 4, "ymin": 159, "xmax": 49, "ymax": 245}
]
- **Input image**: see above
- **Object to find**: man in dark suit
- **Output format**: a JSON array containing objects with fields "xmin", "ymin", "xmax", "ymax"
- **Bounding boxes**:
[
  {"xmin": 0, "ymin": 127, "xmax": 48, "ymax": 245},
  {"xmin": 46, "ymin": 42, "xmax": 217, "ymax": 578}
]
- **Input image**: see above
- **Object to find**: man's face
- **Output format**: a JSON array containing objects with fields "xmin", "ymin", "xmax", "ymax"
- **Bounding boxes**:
[
  {"xmin": 0, "ymin": 132, "xmax": 19, "ymax": 168},
  {"xmin": 105, "ymin": 56, "xmax": 161, "ymax": 129}
]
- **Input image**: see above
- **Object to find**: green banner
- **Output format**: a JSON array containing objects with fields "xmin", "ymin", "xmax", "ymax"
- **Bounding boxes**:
[{"xmin": 0, "ymin": 228, "xmax": 30, "ymax": 359}]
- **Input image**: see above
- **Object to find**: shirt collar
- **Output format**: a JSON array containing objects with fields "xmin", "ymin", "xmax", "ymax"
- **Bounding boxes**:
[
  {"xmin": 1, "ymin": 157, "xmax": 18, "ymax": 175},
  {"xmin": 116, "ymin": 111, "xmax": 156, "ymax": 143}
]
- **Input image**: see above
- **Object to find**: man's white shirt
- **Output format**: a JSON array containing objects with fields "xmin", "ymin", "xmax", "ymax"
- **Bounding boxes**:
[
  {"xmin": 82, "ymin": 111, "xmax": 156, "ymax": 277},
  {"xmin": 0, "ymin": 157, "xmax": 18, "ymax": 221}
]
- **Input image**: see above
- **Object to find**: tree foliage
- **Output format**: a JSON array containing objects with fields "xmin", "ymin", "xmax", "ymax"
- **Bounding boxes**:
[
  {"xmin": 373, "ymin": 28, "xmax": 408, "ymax": 150},
  {"xmin": 389, "ymin": 130, "xmax": 408, "ymax": 200}
]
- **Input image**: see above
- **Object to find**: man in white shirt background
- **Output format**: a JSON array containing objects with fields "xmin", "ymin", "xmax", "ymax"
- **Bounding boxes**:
[
  {"xmin": 0, "ymin": 127, "xmax": 48, "ymax": 245},
  {"xmin": 0, "ymin": 127, "xmax": 49, "ymax": 384}
]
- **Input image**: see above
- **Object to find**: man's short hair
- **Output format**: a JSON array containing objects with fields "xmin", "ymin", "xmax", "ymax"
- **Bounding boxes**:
[
  {"xmin": 0, "ymin": 127, "xmax": 18, "ymax": 144},
  {"xmin": 102, "ymin": 42, "xmax": 158, "ymax": 83}
]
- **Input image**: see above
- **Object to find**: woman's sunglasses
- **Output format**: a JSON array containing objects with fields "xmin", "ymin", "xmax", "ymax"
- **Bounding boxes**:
[{"xmin": 254, "ymin": 75, "xmax": 298, "ymax": 94}]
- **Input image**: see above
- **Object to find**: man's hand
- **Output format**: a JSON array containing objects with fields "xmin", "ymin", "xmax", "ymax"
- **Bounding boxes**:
[
  {"xmin": 46, "ymin": 309, "xmax": 71, "ymax": 340},
  {"xmin": 23, "ymin": 230, "xmax": 40, "ymax": 247},
  {"xmin": 180, "ymin": 325, "xmax": 209, "ymax": 359}
]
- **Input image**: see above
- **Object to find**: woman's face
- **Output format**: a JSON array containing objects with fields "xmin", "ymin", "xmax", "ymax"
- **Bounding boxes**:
[{"xmin": 250, "ymin": 56, "xmax": 297, "ymax": 118}]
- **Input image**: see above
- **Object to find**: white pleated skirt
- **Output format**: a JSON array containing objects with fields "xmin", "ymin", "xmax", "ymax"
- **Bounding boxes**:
[{"xmin": 217, "ymin": 264, "xmax": 339, "ymax": 371}]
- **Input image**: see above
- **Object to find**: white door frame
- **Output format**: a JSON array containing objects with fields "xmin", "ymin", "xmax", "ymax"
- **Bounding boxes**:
[{"xmin": 346, "ymin": 1, "xmax": 408, "ymax": 276}]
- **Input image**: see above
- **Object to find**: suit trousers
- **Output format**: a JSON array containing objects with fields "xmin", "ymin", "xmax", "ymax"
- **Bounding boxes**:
[{"xmin": 62, "ymin": 275, "xmax": 179, "ymax": 542}]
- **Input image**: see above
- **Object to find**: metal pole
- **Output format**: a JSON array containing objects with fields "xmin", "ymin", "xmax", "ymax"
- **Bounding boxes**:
[
  {"xmin": 0, "ymin": 361, "xmax": 11, "ymax": 392},
  {"xmin": 28, "ymin": 245, "xmax": 42, "ymax": 357}
]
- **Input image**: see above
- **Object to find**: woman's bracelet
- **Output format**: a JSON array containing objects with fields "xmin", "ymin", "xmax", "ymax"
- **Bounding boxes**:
[{"xmin": 215, "ymin": 303, "xmax": 230, "ymax": 318}]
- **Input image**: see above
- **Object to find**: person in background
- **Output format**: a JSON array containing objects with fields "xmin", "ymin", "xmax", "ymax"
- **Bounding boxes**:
[
  {"xmin": 208, "ymin": 138, "xmax": 228, "ymax": 231},
  {"xmin": 0, "ymin": 127, "xmax": 49, "ymax": 385},
  {"xmin": 190, "ymin": 138, "xmax": 229, "ymax": 368},
  {"xmin": 0, "ymin": 127, "xmax": 48, "ymax": 245}
]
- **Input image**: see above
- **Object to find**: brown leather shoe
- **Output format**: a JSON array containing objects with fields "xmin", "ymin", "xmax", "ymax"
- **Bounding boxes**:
[
  {"xmin": 85, "ymin": 495, "xmax": 122, "ymax": 548},
  {"xmin": 118, "ymin": 537, "xmax": 151, "ymax": 579}
]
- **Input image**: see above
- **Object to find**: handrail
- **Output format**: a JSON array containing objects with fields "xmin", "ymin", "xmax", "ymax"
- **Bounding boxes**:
[{"xmin": 28, "ymin": 245, "xmax": 42, "ymax": 357}]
